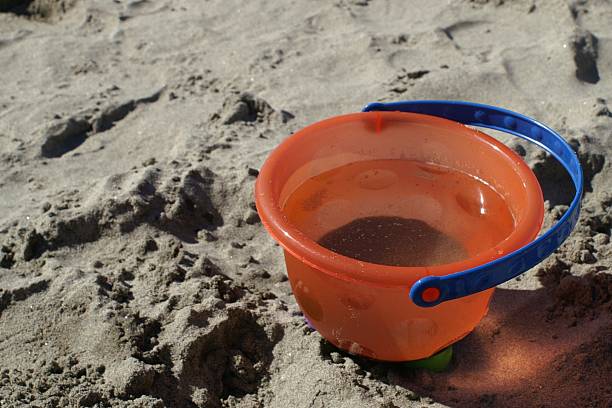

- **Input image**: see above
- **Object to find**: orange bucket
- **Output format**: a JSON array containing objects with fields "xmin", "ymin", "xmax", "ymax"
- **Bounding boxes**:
[{"xmin": 255, "ymin": 110, "xmax": 544, "ymax": 361}]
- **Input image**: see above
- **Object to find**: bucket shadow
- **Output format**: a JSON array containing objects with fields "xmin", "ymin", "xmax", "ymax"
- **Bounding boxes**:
[
  {"xmin": 401, "ymin": 287, "xmax": 611, "ymax": 408},
  {"xmin": 321, "ymin": 272, "xmax": 612, "ymax": 407}
]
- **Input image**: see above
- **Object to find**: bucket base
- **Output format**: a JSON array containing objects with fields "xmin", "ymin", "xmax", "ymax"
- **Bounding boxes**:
[
  {"xmin": 306, "ymin": 316, "xmax": 453, "ymax": 368},
  {"xmin": 403, "ymin": 346, "xmax": 453, "ymax": 372}
]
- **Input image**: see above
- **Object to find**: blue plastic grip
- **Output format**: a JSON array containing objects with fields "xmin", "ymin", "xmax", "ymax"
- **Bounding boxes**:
[{"xmin": 362, "ymin": 100, "xmax": 583, "ymax": 308}]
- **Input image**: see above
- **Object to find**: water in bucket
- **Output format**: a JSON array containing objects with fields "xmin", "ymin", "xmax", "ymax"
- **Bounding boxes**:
[{"xmin": 283, "ymin": 159, "xmax": 515, "ymax": 268}]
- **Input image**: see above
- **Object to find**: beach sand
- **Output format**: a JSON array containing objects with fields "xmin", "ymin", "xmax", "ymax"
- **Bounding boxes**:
[{"xmin": 0, "ymin": 0, "xmax": 611, "ymax": 407}]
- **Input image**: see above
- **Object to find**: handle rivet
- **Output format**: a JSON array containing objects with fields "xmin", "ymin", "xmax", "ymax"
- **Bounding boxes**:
[{"xmin": 422, "ymin": 287, "xmax": 440, "ymax": 303}]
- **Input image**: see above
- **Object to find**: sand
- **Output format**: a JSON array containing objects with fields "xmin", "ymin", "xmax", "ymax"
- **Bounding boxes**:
[{"xmin": 0, "ymin": 0, "xmax": 610, "ymax": 407}]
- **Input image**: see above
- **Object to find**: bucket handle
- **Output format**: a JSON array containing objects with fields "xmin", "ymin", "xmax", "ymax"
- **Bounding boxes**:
[{"xmin": 363, "ymin": 100, "xmax": 584, "ymax": 308}]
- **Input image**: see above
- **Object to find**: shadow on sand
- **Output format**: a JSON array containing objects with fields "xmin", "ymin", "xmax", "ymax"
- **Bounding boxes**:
[{"xmin": 323, "ymin": 272, "xmax": 612, "ymax": 407}]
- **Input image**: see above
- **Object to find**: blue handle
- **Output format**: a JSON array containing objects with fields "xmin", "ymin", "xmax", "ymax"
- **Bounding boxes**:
[{"xmin": 362, "ymin": 100, "xmax": 583, "ymax": 308}]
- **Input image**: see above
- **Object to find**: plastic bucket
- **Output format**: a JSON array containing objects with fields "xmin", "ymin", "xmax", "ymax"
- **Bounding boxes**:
[{"xmin": 255, "ymin": 102, "xmax": 581, "ymax": 362}]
